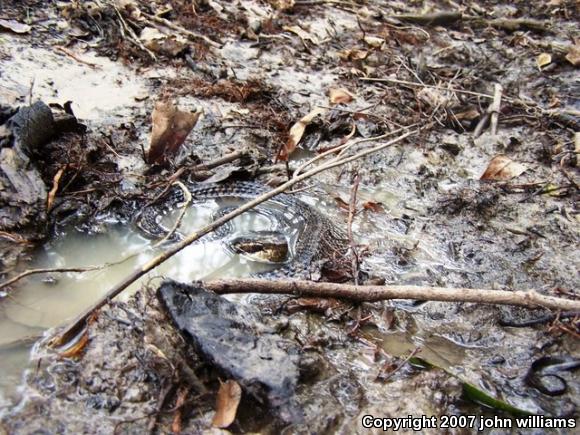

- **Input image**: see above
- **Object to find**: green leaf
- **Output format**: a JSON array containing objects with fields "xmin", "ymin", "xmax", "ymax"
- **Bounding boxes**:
[
  {"xmin": 463, "ymin": 383, "xmax": 534, "ymax": 416},
  {"xmin": 409, "ymin": 356, "xmax": 534, "ymax": 416}
]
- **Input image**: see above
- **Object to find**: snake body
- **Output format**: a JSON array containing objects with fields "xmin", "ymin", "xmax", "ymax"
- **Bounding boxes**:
[{"xmin": 136, "ymin": 182, "xmax": 348, "ymax": 278}]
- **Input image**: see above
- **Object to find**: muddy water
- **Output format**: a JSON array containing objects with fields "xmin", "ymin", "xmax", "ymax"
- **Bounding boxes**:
[{"xmin": 0, "ymin": 203, "xmax": 295, "ymax": 408}]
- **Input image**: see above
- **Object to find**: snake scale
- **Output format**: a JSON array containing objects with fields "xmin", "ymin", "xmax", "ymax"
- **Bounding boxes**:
[{"xmin": 135, "ymin": 182, "xmax": 349, "ymax": 278}]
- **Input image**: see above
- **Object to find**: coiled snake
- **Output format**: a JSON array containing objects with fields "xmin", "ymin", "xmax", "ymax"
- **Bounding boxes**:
[{"xmin": 135, "ymin": 182, "xmax": 348, "ymax": 278}]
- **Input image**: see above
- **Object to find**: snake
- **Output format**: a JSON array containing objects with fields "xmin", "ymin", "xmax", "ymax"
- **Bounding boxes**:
[{"xmin": 135, "ymin": 182, "xmax": 348, "ymax": 279}]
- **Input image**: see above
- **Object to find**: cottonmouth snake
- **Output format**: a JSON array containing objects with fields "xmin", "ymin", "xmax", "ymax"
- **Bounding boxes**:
[{"xmin": 135, "ymin": 182, "xmax": 348, "ymax": 278}]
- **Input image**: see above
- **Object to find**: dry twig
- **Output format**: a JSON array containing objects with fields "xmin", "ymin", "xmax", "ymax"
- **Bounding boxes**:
[
  {"xmin": 112, "ymin": 4, "xmax": 157, "ymax": 61},
  {"xmin": 142, "ymin": 12, "xmax": 222, "ymax": 48},
  {"xmin": 293, "ymin": 126, "xmax": 414, "ymax": 178},
  {"xmin": 204, "ymin": 279, "xmax": 580, "ymax": 311},
  {"xmin": 54, "ymin": 47, "xmax": 101, "ymax": 68},
  {"xmin": 0, "ymin": 267, "xmax": 102, "ymax": 291},
  {"xmin": 153, "ymin": 181, "xmax": 192, "ymax": 247}
]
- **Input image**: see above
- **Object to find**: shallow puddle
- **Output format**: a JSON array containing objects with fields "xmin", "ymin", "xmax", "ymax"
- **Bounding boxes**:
[
  {"xmin": 364, "ymin": 328, "xmax": 466, "ymax": 371},
  {"xmin": 0, "ymin": 201, "xmax": 299, "ymax": 407}
]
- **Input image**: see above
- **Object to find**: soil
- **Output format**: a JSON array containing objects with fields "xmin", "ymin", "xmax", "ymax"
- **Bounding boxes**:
[{"xmin": 0, "ymin": 0, "xmax": 578, "ymax": 433}]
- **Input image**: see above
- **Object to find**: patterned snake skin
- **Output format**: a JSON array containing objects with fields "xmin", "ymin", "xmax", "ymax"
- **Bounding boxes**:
[{"xmin": 135, "ymin": 182, "xmax": 348, "ymax": 278}]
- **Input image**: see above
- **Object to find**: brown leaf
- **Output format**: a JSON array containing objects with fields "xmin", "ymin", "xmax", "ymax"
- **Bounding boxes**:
[
  {"xmin": 362, "ymin": 201, "xmax": 384, "ymax": 213},
  {"xmin": 480, "ymin": 155, "xmax": 527, "ymax": 180},
  {"xmin": 47, "ymin": 167, "xmax": 66, "ymax": 211},
  {"xmin": 171, "ymin": 386, "xmax": 189, "ymax": 433},
  {"xmin": 148, "ymin": 102, "xmax": 202, "ymax": 165},
  {"xmin": 332, "ymin": 195, "xmax": 350, "ymax": 211},
  {"xmin": 454, "ymin": 108, "xmax": 480, "ymax": 121},
  {"xmin": 140, "ymin": 27, "xmax": 187, "ymax": 57},
  {"xmin": 277, "ymin": 107, "xmax": 326, "ymax": 161},
  {"xmin": 212, "ymin": 380, "xmax": 242, "ymax": 428},
  {"xmin": 0, "ymin": 19, "xmax": 32, "ymax": 34},
  {"xmin": 338, "ymin": 48, "xmax": 369, "ymax": 61},
  {"xmin": 329, "ymin": 88, "xmax": 355, "ymax": 105}
]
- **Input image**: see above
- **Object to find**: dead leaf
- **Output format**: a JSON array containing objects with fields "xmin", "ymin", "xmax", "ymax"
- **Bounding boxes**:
[
  {"xmin": 362, "ymin": 201, "xmax": 385, "ymax": 213},
  {"xmin": 148, "ymin": 102, "xmax": 202, "ymax": 165},
  {"xmin": 480, "ymin": 155, "xmax": 527, "ymax": 180},
  {"xmin": 68, "ymin": 26, "xmax": 90, "ymax": 38},
  {"xmin": 565, "ymin": 42, "xmax": 580, "ymax": 66},
  {"xmin": 277, "ymin": 107, "xmax": 326, "ymax": 161},
  {"xmin": 283, "ymin": 25, "xmax": 319, "ymax": 45},
  {"xmin": 212, "ymin": 380, "xmax": 242, "ymax": 428},
  {"xmin": 454, "ymin": 108, "xmax": 480, "ymax": 121},
  {"xmin": 47, "ymin": 167, "xmax": 66, "ymax": 211},
  {"xmin": 329, "ymin": 88, "xmax": 355, "ymax": 105},
  {"xmin": 332, "ymin": 195, "xmax": 350, "ymax": 211},
  {"xmin": 536, "ymin": 53, "xmax": 552, "ymax": 69},
  {"xmin": 201, "ymin": 165, "xmax": 241, "ymax": 183},
  {"xmin": 0, "ymin": 19, "xmax": 32, "ymax": 34},
  {"xmin": 171, "ymin": 386, "xmax": 189, "ymax": 433},
  {"xmin": 417, "ymin": 87, "xmax": 451, "ymax": 109},
  {"xmin": 140, "ymin": 27, "xmax": 187, "ymax": 57},
  {"xmin": 363, "ymin": 36, "xmax": 385, "ymax": 48},
  {"xmin": 338, "ymin": 48, "xmax": 369, "ymax": 61}
]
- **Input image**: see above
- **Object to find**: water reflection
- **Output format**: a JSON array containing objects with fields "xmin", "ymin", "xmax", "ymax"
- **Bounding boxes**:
[{"xmin": 0, "ymin": 203, "xmax": 298, "ymax": 407}]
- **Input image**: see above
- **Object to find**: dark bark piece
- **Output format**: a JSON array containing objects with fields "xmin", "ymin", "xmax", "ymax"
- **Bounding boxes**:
[
  {"xmin": 7, "ymin": 101, "xmax": 55, "ymax": 155},
  {"xmin": 157, "ymin": 280, "xmax": 303, "ymax": 424}
]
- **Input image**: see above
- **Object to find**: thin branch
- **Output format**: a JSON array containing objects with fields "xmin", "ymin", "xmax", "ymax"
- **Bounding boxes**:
[
  {"xmin": 141, "ymin": 12, "xmax": 222, "ymax": 48},
  {"xmin": 149, "ymin": 149, "xmax": 249, "ymax": 189},
  {"xmin": 54, "ymin": 47, "xmax": 101, "ymax": 69},
  {"xmin": 49, "ymin": 130, "xmax": 416, "ymax": 346},
  {"xmin": 0, "ymin": 267, "xmax": 102, "ymax": 291},
  {"xmin": 112, "ymin": 4, "xmax": 157, "ymax": 61},
  {"xmin": 360, "ymin": 77, "xmax": 494, "ymax": 99},
  {"xmin": 360, "ymin": 77, "xmax": 540, "ymax": 110},
  {"xmin": 348, "ymin": 174, "xmax": 360, "ymax": 285},
  {"xmin": 203, "ymin": 279, "xmax": 580, "ymax": 312},
  {"xmin": 293, "ymin": 125, "xmax": 413, "ymax": 178},
  {"xmin": 152, "ymin": 181, "xmax": 192, "ymax": 246}
]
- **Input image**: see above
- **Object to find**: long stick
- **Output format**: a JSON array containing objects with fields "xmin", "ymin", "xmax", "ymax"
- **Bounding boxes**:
[
  {"xmin": 50, "ymin": 131, "xmax": 415, "ymax": 346},
  {"xmin": 203, "ymin": 279, "xmax": 580, "ymax": 311}
]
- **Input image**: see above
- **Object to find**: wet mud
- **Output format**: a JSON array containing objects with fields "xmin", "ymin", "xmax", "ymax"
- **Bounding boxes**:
[{"xmin": 0, "ymin": 0, "xmax": 578, "ymax": 433}]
